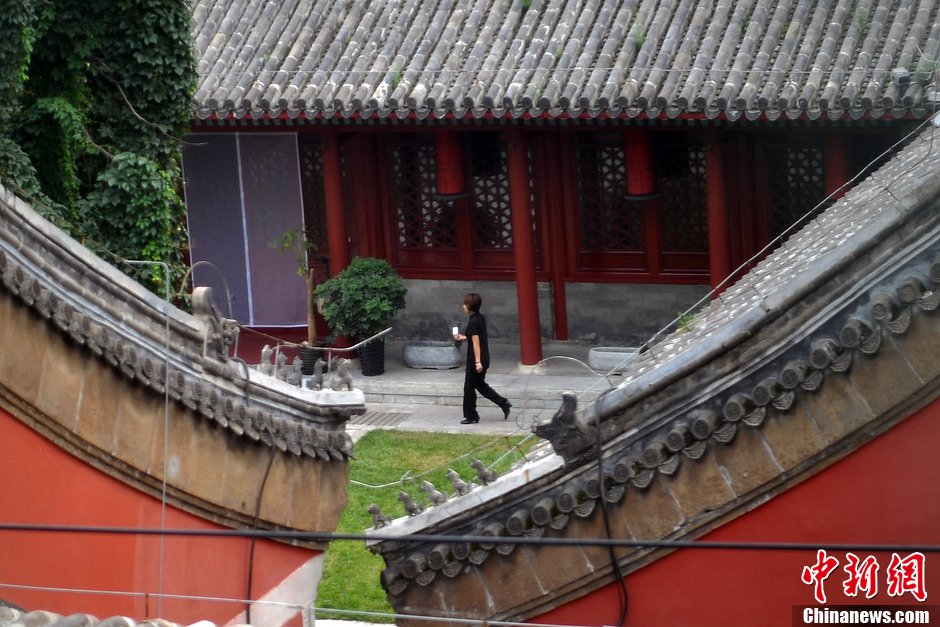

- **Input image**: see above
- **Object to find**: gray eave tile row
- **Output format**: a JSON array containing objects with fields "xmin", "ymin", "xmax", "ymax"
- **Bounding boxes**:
[{"xmin": 191, "ymin": 0, "xmax": 940, "ymax": 122}]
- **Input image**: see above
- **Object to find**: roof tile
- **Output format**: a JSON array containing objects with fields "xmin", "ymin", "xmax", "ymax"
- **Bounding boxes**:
[{"xmin": 192, "ymin": 0, "xmax": 940, "ymax": 121}]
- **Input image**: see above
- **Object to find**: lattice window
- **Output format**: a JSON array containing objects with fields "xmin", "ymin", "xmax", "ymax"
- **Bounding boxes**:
[
  {"xmin": 657, "ymin": 138, "xmax": 708, "ymax": 253},
  {"xmin": 390, "ymin": 141, "xmax": 457, "ymax": 249},
  {"xmin": 576, "ymin": 142, "xmax": 643, "ymax": 251},
  {"xmin": 298, "ymin": 140, "xmax": 329, "ymax": 256},
  {"xmin": 767, "ymin": 138, "xmax": 825, "ymax": 238},
  {"xmin": 469, "ymin": 137, "xmax": 513, "ymax": 249}
]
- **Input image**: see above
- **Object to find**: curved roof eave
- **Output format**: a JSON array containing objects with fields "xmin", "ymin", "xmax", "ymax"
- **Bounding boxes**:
[{"xmin": 190, "ymin": 105, "xmax": 929, "ymax": 126}]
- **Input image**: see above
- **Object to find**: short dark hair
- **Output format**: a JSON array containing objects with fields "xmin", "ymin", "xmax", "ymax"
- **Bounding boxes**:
[{"xmin": 463, "ymin": 292, "xmax": 482, "ymax": 312}]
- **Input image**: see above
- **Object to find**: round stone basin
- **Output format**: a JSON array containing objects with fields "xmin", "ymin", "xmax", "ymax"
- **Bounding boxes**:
[{"xmin": 403, "ymin": 340, "xmax": 462, "ymax": 370}]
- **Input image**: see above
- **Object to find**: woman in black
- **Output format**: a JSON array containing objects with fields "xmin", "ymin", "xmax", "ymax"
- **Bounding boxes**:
[{"xmin": 453, "ymin": 293, "xmax": 511, "ymax": 424}]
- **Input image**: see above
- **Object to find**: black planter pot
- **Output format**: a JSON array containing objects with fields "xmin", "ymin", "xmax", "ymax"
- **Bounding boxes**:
[
  {"xmin": 297, "ymin": 344, "xmax": 325, "ymax": 375},
  {"xmin": 359, "ymin": 339, "xmax": 386, "ymax": 376}
]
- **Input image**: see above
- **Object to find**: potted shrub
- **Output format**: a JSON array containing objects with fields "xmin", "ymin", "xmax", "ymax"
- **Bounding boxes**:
[
  {"xmin": 313, "ymin": 256, "xmax": 407, "ymax": 376},
  {"xmin": 270, "ymin": 227, "xmax": 322, "ymax": 373}
]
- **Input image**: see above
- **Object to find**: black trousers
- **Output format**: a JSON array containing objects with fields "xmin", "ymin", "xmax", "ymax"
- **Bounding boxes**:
[{"xmin": 463, "ymin": 366, "xmax": 508, "ymax": 420}]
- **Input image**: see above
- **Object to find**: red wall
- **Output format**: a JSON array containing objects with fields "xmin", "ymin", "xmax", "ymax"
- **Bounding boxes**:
[
  {"xmin": 0, "ymin": 410, "xmax": 318, "ymax": 625},
  {"xmin": 536, "ymin": 401, "xmax": 940, "ymax": 627}
]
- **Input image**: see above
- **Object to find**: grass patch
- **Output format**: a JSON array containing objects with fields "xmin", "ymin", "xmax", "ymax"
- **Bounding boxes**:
[{"xmin": 315, "ymin": 429, "xmax": 540, "ymax": 622}]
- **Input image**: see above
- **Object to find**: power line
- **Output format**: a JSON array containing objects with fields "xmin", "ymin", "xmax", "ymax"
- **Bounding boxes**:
[{"xmin": 1, "ymin": 523, "xmax": 938, "ymax": 553}]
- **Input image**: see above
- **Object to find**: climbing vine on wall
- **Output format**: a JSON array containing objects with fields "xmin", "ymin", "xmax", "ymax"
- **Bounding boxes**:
[
  {"xmin": 0, "ymin": 1, "xmax": 35, "ymax": 125},
  {"xmin": 0, "ymin": 0, "xmax": 196, "ymax": 298},
  {"xmin": 0, "ymin": 1, "xmax": 61, "ymax": 221}
]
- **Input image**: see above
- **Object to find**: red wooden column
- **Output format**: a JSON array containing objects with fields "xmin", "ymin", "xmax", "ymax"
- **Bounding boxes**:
[
  {"xmin": 705, "ymin": 129, "xmax": 731, "ymax": 293},
  {"xmin": 824, "ymin": 134, "xmax": 849, "ymax": 201},
  {"xmin": 507, "ymin": 127, "xmax": 542, "ymax": 365},
  {"xmin": 625, "ymin": 128, "xmax": 661, "ymax": 276},
  {"xmin": 545, "ymin": 134, "xmax": 569, "ymax": 341},
  {"xmin": 321, "ymin": 127, "xmax": 350, "ymax": 277}
]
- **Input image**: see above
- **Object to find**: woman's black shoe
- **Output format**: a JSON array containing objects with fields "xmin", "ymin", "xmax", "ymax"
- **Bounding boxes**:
[
  {"xmin": 460, "ymin": 418, "xmax": 479, "ymax": 424},
  {"xmin": 502, "ymin": 402, "xmax": 512, "ymax": 420}
]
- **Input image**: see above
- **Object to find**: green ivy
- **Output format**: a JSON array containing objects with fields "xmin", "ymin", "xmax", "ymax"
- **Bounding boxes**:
[
  {"xmin": 0, "ymin": 0, "xmax": 196, "ymax": 299},
  {"xmin": 0, "ymin": 1, "xmax": 35, "ymax": 129},
  {"xmin": 86, "ymin": 0, "xmax": 196, "ymax": 168},
  {"xmin": 0, "ymin": 135, "xmax": 70, "ymax": 229},
  {"xmin": 16, "ymin": 97, "xmax": 87, "ymax": 213},
  {"xmin": 78, "ymin": 152, "xmax": 187, "ymax": 294}
]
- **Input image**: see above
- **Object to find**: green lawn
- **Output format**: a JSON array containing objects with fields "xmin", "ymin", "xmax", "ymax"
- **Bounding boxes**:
[{"xmin": 314, "ymin": 429, "xmax": 540, "ymax": 622}]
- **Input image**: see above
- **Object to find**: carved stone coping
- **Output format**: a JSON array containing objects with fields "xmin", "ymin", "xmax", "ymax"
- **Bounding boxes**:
[
  {"xmin": 370, "ymin": 247, "xmax": 940, "ymax": 597},
  {"xmin": 0, "ymin": 185, "xmax": 364, "ymax": 462},
  {"xmin": 365, "ymin": 127, "xmax": 940, "ymax": 603}
]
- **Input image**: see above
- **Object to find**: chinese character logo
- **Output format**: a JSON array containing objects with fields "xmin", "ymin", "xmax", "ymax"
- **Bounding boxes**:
[
  {"xmin": 843, "ymin": 553, "xmax": 880, "ymax": 599},
  {"xmin": 886, "ymin": 552, "xmax": 927, "ymax": 602},
  {"xmin": 801, "ymin": 550, "xmax": 928, "ymax": 604},
  {"xmin": 802, "ymin": 549, "xmax": 840, "ymax": 604}
]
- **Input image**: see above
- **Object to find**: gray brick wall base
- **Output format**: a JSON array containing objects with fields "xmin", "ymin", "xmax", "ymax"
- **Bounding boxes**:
[{"xmin": 392, "ymin": 279, "xmax": 710, "ymax": 345}]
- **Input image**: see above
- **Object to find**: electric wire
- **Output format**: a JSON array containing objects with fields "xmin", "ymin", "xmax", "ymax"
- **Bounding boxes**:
[
  {"xmin": 120, "ymin": 259, "xmax": 172, "ymax": 619},
  {"xmin": 560, "ymin": 111, "xmax": 940, "ymax": 408},
  {"xmin": 3, "ymin": 519, "xmax": 938, "ymax": 624},
  {"xmin": 3, "ymin": 74, "xmax": 938, "ymax": 625},
  {"xmin": 3, "ymin": 522, "xmax": 939, "ymax": 553},
  {"xmin": 110, "ymin": 116, "xmax": 940, "ymax": 565},
  {"xmin": 348, "ymin": 433, "xmax": 534, "ymax": 490},
  {"xmin": 245, "ymin": 414, "xmax": 275, "ymax": 624},
  {"xmin": 11, "ymin": 123, "xmax": 940, "ymax": 480},
  {"xmin": 516, "ymin": 113, "xmax": 940, "ymax": 625},
  {"xmin": 236, "ymin": 321, "xmax": 544, "ymax": 491},
  {"xmin": 596, "ymin": 409, "xmax": 628, "ymax": 627}
]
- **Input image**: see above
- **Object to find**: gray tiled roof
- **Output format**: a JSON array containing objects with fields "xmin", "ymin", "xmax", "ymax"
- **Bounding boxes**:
[{"xmin": 191, "ymin": 0, "xmax": 940, "ymax": 122}]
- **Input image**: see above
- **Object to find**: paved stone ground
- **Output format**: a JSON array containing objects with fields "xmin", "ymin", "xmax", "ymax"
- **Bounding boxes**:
[{"xmin": 344, "ymin": 339, "xmax": 627, "ymax": 442}]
